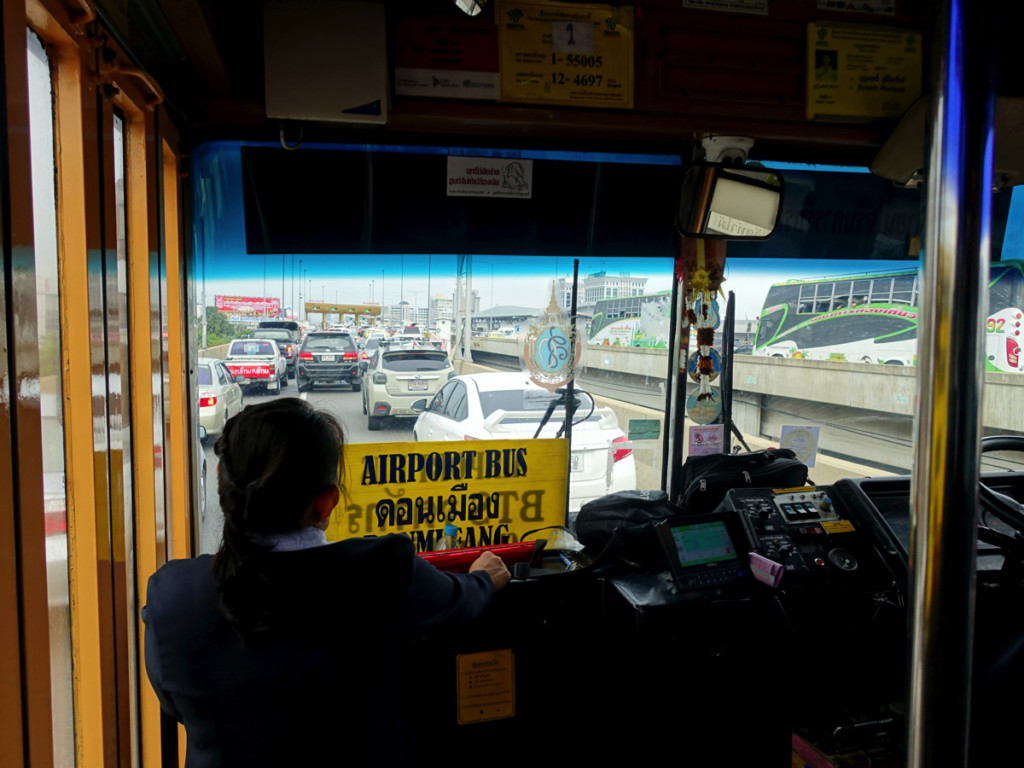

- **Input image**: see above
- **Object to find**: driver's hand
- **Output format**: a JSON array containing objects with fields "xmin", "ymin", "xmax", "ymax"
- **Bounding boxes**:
[{"xmin": 469, "ymin": 551, "xmax": 511, "ymax": 593}]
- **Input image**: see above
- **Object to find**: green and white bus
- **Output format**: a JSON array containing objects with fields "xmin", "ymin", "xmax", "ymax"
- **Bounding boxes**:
[
  {"xmin": 587, "ymin": 290, "xmax": 672, "ymax": 349},
  {"xmin": 753, "ymin": 260, "xmax": 1024, "ymax": 372}
]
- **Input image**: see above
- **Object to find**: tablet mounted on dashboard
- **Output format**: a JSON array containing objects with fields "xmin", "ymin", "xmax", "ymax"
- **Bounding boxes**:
[{"xmin": 654, "ymin": 512, "xmax": 751, "ymax": 591}]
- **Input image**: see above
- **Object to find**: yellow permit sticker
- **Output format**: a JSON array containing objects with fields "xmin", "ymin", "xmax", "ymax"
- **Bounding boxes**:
[
  {"xmin": 822, "ymin": 520, "xmax": 856, "ymax": 534},
  {"xmin": 806, "ymin": 22, "xmax": 922, "ymax": 120},
  {"xmin": 457, "ymin": 649, "xmax": 516, "ymax": 724},
  {"xmin": 328, "ymin": 439, "xmax": 569, "ymax": 552},
  {"xmin": 497, "ymin": 1, "xmax": 634, "ymax": 108}
]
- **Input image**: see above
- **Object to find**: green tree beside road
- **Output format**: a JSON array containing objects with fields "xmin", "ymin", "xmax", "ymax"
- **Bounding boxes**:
[{"xmin": 198, "ymin": 307, "xmax": 238, "ymax": 348}]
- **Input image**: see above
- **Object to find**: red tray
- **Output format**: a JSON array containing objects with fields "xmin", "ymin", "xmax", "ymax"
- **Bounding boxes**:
[{"xmin": 418, "ymin": 540, "xmax": 544, "ymax": 572}]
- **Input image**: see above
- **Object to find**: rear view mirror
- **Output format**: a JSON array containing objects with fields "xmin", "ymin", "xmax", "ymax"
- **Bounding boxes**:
[
  {"xmin": 410, "ymin": 398, "xmax": 428, "ymax": 413},
  {"xmin": 677, "ymin": 162, "xmax": 783, "ymax": 240}
]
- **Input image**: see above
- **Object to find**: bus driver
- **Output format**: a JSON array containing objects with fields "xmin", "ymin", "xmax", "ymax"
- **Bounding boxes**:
[{"xmin": 143, "ymin": 399, "xmax": 510, "ymax": 767}]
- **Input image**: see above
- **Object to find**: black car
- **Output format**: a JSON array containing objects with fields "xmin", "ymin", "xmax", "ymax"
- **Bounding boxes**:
[{"xmin": 297, "ymin": 331, "xmax": 361, "ymax": 392}]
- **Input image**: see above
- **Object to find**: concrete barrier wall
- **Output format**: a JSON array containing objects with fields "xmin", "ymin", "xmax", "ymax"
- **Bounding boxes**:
[
  {"xmin": 198, "ymin": 344, "xmax": 231, "ymax": 359},
  {"xmin": 471, "ymin": 337, "xmax": 1023, "ymax": 434}
]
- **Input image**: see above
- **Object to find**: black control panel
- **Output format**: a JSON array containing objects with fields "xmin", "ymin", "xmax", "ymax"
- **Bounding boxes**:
[
  {"xmin": 717, "ymin": 485, "xmax": 902, "ymax": 595},
  {"xmin": 717, "ymin": 484, "xmax": 909, "ymax": 753}
]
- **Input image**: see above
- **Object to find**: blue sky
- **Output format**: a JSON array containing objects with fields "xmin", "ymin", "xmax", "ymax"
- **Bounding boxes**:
[{"xmin": 193, "ymin": 142, "xmax": 1022, "ymax": 321}]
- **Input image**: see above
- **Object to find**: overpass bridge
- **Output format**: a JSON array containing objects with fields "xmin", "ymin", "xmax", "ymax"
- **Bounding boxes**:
[
  {"xmin": 463, "ymin": 337, "xmax": 1024, "ymax": 476},
  {"xmin": 200, "ymin": 336, "xmax": 1022, "ymax": 482}
]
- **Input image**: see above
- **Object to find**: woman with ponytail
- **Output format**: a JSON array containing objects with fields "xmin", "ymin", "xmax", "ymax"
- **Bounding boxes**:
[{"xmin": 143, "ymin": 399, "xmax": 509, "ymax": 767}]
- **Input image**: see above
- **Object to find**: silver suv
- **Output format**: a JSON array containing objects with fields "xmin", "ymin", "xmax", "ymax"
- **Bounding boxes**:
[{"xmin": 362, "ymin": 347, "xmax": 454, "ymax": 430}]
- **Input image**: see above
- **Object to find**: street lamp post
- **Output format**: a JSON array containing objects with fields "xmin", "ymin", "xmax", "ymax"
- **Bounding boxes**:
[
  {"xmin": 475, "ymin": 259, "xmax": 506, "ymax": 331},
  {"xmin": 408, "ymin": 290, "xmax": 424, "ymax": 329}
]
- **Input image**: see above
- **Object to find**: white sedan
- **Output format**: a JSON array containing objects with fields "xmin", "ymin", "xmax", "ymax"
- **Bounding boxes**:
[
  {"xmin": 197, "ymin": 357, "xmax": 244, "ymax": 439},
  {"xmin": 413, "ymin": 372, "xmax": 636, "ymax": 513}
]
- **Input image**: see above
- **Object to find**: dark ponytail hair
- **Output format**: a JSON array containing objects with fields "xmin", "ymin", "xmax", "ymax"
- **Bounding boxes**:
[{"xmin": 212, "ymin": 398, "xmax": 344, "ymax": 637}]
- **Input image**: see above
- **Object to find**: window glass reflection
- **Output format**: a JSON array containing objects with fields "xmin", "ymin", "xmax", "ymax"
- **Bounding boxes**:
[{"xmin": 27, "ymin": 27, "xmax": 75, "ymax": 767}]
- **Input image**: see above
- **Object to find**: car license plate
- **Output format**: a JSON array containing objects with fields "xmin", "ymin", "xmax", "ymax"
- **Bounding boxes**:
[
  {"xmin": 570, "ymin": 452, "xmax": 583, "ymax": 472},
  {"xmin": 408, "ymin": 381, "xmax": 428, "ymax": 391},
  {"xmin": 320, "ymin": 354, "xmax": 335, "ymax": 362}
]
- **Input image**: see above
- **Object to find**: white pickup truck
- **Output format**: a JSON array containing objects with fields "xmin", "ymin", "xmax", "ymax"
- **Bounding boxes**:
[{"xmin": 223, "ymin": 338, "xmax": 288, "ymax": 395}]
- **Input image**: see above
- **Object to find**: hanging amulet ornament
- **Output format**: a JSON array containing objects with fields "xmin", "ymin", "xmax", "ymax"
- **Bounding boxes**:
[
  {"xmin": 691, "ymin": 242, "xmax": 718, "ymax": 406},
  {"xmin": 679, "ymin": 237, "xmax": 726, "ymax": 426}
]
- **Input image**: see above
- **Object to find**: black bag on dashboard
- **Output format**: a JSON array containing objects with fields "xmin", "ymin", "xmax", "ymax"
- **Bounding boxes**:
[
  {"xmin": 679, "ymin": 448, "xmax": 809, "ymax": 514},
  {"xmin": 574, "ymin": 489, "xmax": 682, "ymax": 566}
]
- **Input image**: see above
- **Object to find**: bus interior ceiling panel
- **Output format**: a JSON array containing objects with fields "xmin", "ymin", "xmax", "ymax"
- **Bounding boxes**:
[
  {"xmin": 239, "ymin": 147, "xmax": 681, "ymax": 256},
  {"xmin": 231, "ymin": 145, "xmax": 967, "ymax": 264}
]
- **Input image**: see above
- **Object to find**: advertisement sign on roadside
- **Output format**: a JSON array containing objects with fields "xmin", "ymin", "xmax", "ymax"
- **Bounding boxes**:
[
  {"xmin": 328, "ymin": 438, "xmax": 570, "ymax": 552},
  {"xmin": 215, "ymin": 295, "xmax": 281, "ymax": 317}
]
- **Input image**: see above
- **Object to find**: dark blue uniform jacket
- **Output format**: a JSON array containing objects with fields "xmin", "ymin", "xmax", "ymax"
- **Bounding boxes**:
[{"xmin": 143, "ymin": 535, "xmax": 493, "ymax": 767}]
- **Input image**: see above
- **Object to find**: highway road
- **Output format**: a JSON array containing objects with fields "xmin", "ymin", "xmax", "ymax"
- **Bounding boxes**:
[{"xmin": 198, "ymin": 381, "xmax": 416, "ymax": 554}]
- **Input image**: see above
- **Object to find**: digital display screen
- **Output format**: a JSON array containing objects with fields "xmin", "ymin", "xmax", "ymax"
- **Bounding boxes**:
[{"xmin": 668, "ymin": 521, "xmax": 738, "ymax": 567}]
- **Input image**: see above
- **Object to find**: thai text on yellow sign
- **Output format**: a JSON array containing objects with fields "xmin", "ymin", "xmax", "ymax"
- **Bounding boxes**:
[
  {"xmin": 807, "ymin": 22, "xmax": 921, "ymax": 120},
  {"xmin": 497, "ymin": 1, "xmax": 634, "ymax": 109},
  {"xmin": 327, "ymin": 439, "xmax": 569, "ymax": 552}
]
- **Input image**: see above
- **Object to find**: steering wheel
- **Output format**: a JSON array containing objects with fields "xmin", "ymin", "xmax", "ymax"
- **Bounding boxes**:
[{"xmin": 979, "ymin": 436, "xmax": 1024, "ymax": 542}]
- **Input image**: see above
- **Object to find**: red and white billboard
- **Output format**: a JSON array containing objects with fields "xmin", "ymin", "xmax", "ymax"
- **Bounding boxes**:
[{"xmin": 215, "ymin": 295, "xmax": 281, "ymax": 317}]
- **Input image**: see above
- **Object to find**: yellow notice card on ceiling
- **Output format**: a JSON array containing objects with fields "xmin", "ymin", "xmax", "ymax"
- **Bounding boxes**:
[
  {"xmin": 327, "ymin": 439, "xmax": 569, "ymax": 552},
  {"xmin": 497, "ymin": 1, "xmax": 634, "ymax": 109},
  {"xmin": 806, "ymin": 22, "xmax": 921, "ymax": 120}
]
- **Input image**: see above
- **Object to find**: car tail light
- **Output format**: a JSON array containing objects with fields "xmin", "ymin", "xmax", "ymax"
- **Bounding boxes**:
[
  {"xmin": 285, "ymin": 344, "xmax": 293, "ymax": 354},
  {"xmin": 199, "ymin": 395, "xmax": 217, "ymax": 407},
  {"xmin": 299, "ymin": 352, "xmax": 314, "ymax": 360},
  {"xmin": 373, "ymin": 372, "xmax": 387, "ymax": 384},
  {"xmin": 612, "ymin": 435, "xmax": 632, "ymax": 462},
  {"xmin": 361, "ymin": 351, "xmax": 369, "ymax": 360},
  {"xmin": 343, "ymin": 351, "xmax": 357, "ymax": 360}
]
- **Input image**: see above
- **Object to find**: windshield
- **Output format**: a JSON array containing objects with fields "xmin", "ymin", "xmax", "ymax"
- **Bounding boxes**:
[
  {"xmin": 191, "ymin": 142, "xmax": 1024, "ymax": 556},
  {"xmin": 479, "ymin": 389, "xmax": 597, "ymax": 419},
  {"xmin": 381, "ymin": 352, "xmax": 449, "ymax": 371},
  {"xmin": 304, "ymin": 335, "xmax": 355, "ymax": 352},
  {"xmin": 253, "ymin": 330, "xmax": 291, "ymax": 340},
  {"xmin": 229, "ymin": 340, "xmax": 276, "ymax": 356},
  {"xmin": 198, "ymin": 365, "xmax": 213, "ymax": 386}
]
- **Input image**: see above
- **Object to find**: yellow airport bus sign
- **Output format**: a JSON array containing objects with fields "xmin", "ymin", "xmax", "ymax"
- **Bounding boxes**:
[{"xmin": 327, "ymin": 439, "xmax": 570, "ymax": 552}]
